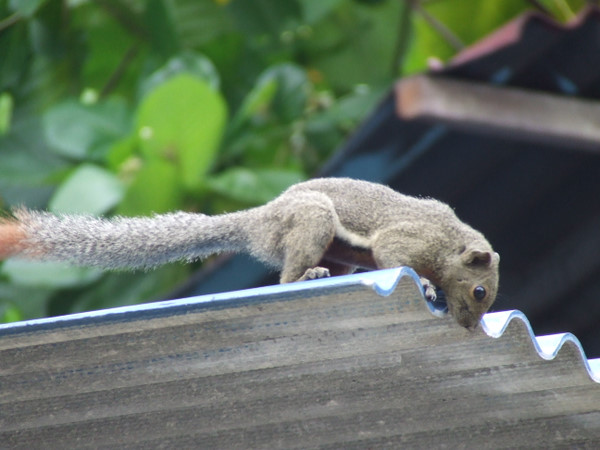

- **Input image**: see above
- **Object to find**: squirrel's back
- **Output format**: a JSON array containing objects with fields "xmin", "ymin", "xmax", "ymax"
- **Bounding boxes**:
[{"xmin": 284, "ymin": 177, "xmax": 463, "ymax": 238}]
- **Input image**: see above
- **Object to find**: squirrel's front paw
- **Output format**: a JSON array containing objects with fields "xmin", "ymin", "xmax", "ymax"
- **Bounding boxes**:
[
  {"xmin": 420, "ymin": 277, "xmax": 437, "ymax": 302},
  {"xmin": 298, "ymin": 267, "xmax": 331, "ymax": 281}
]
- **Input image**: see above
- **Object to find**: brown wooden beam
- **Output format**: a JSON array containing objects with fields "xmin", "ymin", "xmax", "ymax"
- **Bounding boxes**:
[{"xmin": 395, "ymin": 75, "xmax": 600, "ymax": 151}]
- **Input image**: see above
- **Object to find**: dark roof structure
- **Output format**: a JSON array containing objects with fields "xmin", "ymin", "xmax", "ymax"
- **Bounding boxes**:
[
  {"xmin": 177, "ymin": 7, "xmax": 600, "ymax": 358},
  {"xmin": 1, "ymin": 269, "xmax": 599, "ymax": 447}
]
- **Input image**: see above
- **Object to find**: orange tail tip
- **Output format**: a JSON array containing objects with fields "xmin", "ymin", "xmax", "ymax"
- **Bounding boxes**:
[{"xmin": 0, "ymin": 221, "xmax": 27, "ymax": 260}]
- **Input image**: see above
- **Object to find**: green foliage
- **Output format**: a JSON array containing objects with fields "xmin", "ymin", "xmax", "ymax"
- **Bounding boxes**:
[
  {"xmin": 43, "ymin": 98, "xmax": 132, "ymax": 161},
  {"xmin": 207, "ymin": 167, "xmax": 305, "ymax": 205},
  {"xmin": 135, "ymin": 74, "xmax": 227, "ymax": 190},
  {"xmin": 0, "ymin": 0, "xmax": 588, "ymax": 321},
  {"xmin": 403, "ymin": 0, "xmax": 586, "ymax": 74},
  {"xmin": 0, "ymin": 92, "xmax": 12, "ymax": 135},
  {"xmin": 117, "ymin": 159, "xmax": 182, "ymax": 215},
  {"xmin": 8, "ymin": 0, "xmax": 47, "ymax": 18},
  {"xmin": 49, "ymin": 164, "xmax": 124, "ymax": 214},
  {"xmin": 2, "ymin": 260, "xmax": 102, "ymax": 289}
]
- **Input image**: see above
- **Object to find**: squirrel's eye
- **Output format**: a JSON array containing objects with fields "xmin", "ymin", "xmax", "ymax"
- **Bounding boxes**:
[{"xmin": 473, "ymin": 286, "xmax": 487, "ymax": 301}]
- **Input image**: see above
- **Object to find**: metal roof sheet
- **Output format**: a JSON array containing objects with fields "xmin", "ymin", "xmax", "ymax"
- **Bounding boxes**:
[{"xmin": 1, "ymin": 269, "xmax": 599, "ymax": 447}]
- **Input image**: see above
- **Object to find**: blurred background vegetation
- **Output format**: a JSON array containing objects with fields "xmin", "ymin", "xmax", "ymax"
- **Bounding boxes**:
[{"xmin": 0, "ymin": 0, "xmax": 587, "ymax": 322}]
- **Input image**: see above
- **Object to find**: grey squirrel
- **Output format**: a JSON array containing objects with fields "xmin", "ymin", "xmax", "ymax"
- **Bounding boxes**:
[{"xmin": 0, "ymin": 178, "xmax": 499, "ymax": 329}]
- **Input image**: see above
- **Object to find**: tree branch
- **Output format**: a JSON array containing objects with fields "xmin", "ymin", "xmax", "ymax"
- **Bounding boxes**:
[
  {"xmin": 407, "ymin": 0, "xmax": 465, "ymax": 51},
  {"xmin": 92, "ymin": 0, "xmax": 148, "ymax": 40},
  {"xmin": 100, "ymin": 43, "xmax": 141, "ymax": 99},
  {"xmin": 391, "ymin": 1, "xmax": 413, "ymax": 76},
  {"xmin": 525, "ymin": 0, "xmax": 553, "ymax": 15},
  {"xmin": 0, "ymin": 12, "xmax": 22, "ymax": 33}
]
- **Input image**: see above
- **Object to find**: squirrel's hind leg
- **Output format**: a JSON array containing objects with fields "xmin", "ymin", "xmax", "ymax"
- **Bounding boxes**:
[{"xmin": 276, "ymin": 192, "xmax": 338, "ymax": 284}]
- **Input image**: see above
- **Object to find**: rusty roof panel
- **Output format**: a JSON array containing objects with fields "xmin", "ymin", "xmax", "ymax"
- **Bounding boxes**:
[{"xmin": 1, "ymin": 269, "xmax": 599, "ymax": 447}]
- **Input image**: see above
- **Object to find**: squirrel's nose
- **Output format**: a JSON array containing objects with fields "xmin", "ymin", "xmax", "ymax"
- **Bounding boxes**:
[{"xmin": 456, "ymin": 311, "xmax": 480, "ymax": 330}]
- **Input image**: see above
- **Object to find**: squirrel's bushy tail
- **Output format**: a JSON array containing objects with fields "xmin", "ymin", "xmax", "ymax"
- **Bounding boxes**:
[{"xmin": 2, "ymin": 209, "xmax": 250, "ymax": 270}]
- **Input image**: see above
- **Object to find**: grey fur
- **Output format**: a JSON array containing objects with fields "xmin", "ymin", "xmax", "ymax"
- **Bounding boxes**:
[
  {"xmin": 16, "ymin": 210, "xmax": 251, "ymax": 270},
  {"xmin": 12, "ymin": 178, "xmax": 500, "ymax": 329}
]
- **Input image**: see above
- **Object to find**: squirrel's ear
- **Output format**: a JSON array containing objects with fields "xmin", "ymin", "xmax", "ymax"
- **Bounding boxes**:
[{"xmin": 462, "ymin": 249, "xmax": 493, "ymax": 267}]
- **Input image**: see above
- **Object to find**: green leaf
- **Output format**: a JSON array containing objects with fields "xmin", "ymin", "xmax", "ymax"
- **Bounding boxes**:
[
  {"xmin": 43, "ymin": 98, "xmax": 132, "ymax": 161},
  {"xmin": 0, "ymin": 93, "xmax": 13, "ymax": 136},
  {"xmin": 79, "ymin": 11, "xmax": 140, "ymax": 96},
  {"xmin": 1, "ymin": 260, "xmax": 102, "ymax": 289},
  {"xmin": 207, "ymin": 167, "xmax": 304, "ymax": 205},
  {"xmin": 403, "ymin": 0, "xmax": 528, "ymax": 74},
  {"xmin": 145, "ymin": 0, "xmax": 181, "ymax": 58},
  {"xmin": 49, "ymin": 164, "xmax": 125, "ymax": 215},
  {"xmin": 0, "ymin": 19, "xmax": 30, "ymax": 91},
  {"xmin": 305, "ymin": 1, "xmax": 402, "ymax": 90},
  {"xmin": 68, "ymin": 266, "xmax": 188, "ymax": 313},
  {"xmin": 220, "ymin": 125, "xmax": 286, "ymax": 166},
  {"xmin": 535, "ymin": 0, "xmax": 585, "ymax": 21},
  {"xmin": 301, "ymin": 0, "xmax": 345, "ymax": 24},
  {"xmin": 166, "ymin": 0, "xmax": 233, "ymax": 48},
  {"xmin": 257, "ymin": 64, "xmax": 309, "ymax": 123},
  {"xmin": 0, "ymin": 282, "xmax": 52, "ymax": 321},
  {"xmin": 0, "ymin": 113, "xmax": 66, "ymax": 191},
  {"xmin": 309, "ymin": 85, "xmax": 384, "ymax": 129},
  {"xmin": 9, "ymin": 0, "xmax": 47, "ymax": 17},
  {"xmin": 227, "ymin": 0, "xmax": 302, "ymax": 37},
  {"xmin": 106, "ymin": 135, "xmax": 138, "ymax": 171},
  {"xmin": 305, "ymin": 85, "xmax": 385, "ymax": 153},
  {"xmin": 229, "ymin": 76, "xmax": 278, "ymax": 132},
  {"xmin": 139, "ymin": 51, "xmax": 221, "ymax": 99},
  {"xmin": 117, "ymin": 160, "xmax": 183, "ymax": 216},
  {"xmin": 136, "ymin": 74, "xmax": 227, "ymax": 190},
  {"xmin": 0, "ymin": 303, "xmax": 23, "ymax": 323}
]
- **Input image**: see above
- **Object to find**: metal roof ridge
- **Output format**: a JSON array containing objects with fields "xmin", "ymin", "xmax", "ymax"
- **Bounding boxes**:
[
  {"xmin": 482, "ymin": 309, "xmax": 600, "ymax": 383},
  {"xmin": 0, "ymin": 267, "xmax": 428, "ymax": 336}
]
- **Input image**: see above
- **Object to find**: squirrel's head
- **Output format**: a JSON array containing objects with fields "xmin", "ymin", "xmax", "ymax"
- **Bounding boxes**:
[{"xmin": 442, "ymin": 247, "xmax": 500, "ymax": 330}]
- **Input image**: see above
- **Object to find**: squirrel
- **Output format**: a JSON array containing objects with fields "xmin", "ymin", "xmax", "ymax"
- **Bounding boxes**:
[{"xmin": 0, "ymin": 177, "xmax": 499, "ymax": 329}]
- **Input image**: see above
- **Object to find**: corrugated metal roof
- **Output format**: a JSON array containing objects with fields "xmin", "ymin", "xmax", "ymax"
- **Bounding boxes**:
[{"xmin": 1, "ymin": 269, "xmax": 599, "ymax": 447}]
